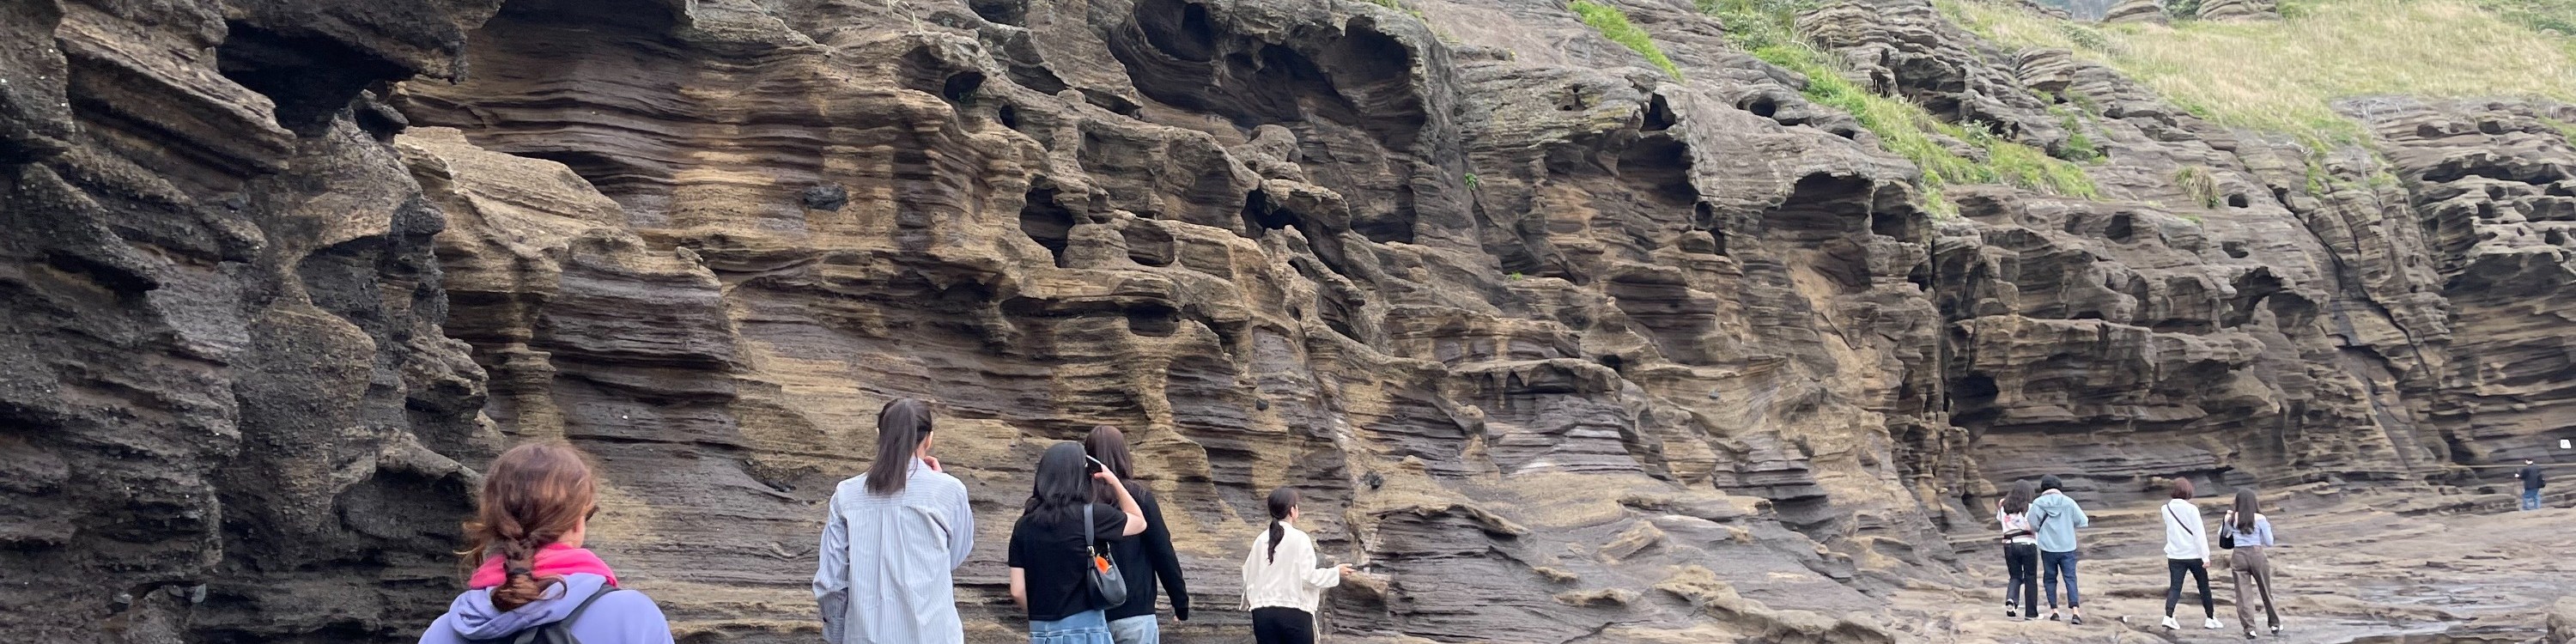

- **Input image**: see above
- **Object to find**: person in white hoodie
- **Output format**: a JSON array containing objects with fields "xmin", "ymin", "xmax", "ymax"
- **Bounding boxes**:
[
  {"xmin": 2160, "ymin": 478, "xmax": 2221, "ymax": 631},
  {"xmin": 1240, "ymin": 488, "xmax": 1352, "ymax": 644}
]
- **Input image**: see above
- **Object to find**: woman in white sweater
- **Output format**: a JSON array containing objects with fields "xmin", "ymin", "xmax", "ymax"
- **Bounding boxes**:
[
  {"xmin": 2160, "ymin": 478, "xmax": 2221, "ymax": 631},
  {"xmin": 1240, "ymin": 488, "xmax": 1352, "ymax": 644}
]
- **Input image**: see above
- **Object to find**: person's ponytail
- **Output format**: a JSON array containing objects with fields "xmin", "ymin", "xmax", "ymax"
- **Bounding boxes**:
[
  {"xmin": 463, "ymin": 442, "xmax": 598, "ymax": 611},
  {"xmin": 490, "ymin": 531, "xmax": 550, "ymax": 611},
  {"xmin": 1264, "ymin": 487, "xmax": 1298, "ymax": 563},
  {"xmin": 865, "ymin": 398, "xmax": 936, "ymax": 495}
]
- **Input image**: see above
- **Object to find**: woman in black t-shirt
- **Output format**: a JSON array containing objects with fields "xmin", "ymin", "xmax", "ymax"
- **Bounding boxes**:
[
  {"xmin": 1084, "ymin": 426, "xmax": 1190, "ymax": 644},
  {"xmin": 1010, "ymin": 442, "xmax": 1147, "ymax": 644}
]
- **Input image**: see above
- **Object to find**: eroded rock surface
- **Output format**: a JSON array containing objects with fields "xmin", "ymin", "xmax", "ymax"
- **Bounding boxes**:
[{"xmin": 2, "ymin": 0, "xmax": 2572, "ymax": 641}]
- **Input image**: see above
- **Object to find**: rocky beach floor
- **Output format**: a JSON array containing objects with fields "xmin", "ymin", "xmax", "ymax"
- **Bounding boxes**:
[{"xmin": 1893, "ymin": 489, "xmax": 2573, "ymax": 643}]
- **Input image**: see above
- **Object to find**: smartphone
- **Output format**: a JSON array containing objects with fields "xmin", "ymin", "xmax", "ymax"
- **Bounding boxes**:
[{"xmin": 1085, "ymin": 455, "xmax": 1111, "ymax": 474}]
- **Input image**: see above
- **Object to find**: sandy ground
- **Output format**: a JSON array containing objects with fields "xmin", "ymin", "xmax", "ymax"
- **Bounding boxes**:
[{"xmin": 1884, "ymin": 487, "xmax": 2572, "ymax": 643}]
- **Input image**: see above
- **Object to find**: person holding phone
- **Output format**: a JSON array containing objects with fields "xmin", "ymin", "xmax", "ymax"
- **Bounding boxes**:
[
  {"xmin": 1240, "ymin": 488, "xmax": 1352, "ymax": 644},
  {"xmin": 1009, "ymin": 442, "xmax": 1147, "ymax": 644},
  {"xmin": 816, "ymin": 399, "xmax": 974, "ymax": 644},
  {"xmin": 1084, "ymin": 427, "xmax": 1190, "ymax": 644}
]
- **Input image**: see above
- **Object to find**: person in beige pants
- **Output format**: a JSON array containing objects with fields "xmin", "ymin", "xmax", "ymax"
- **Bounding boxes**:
[{"xmin": 2221, "ymin": 489, "xmax": 2281, "ymax": 639}]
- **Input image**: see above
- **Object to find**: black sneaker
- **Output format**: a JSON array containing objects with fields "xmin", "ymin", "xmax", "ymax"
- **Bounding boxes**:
[
  {"xmin": 2069, "ymin": 614, "xmax": 2084, "ymax": 625},
  {"xmin": 2047, "ymin": 611, "xmax": 2063, "ymax": 622}
]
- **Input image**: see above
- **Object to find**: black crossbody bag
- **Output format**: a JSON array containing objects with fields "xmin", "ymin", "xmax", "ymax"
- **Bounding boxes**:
[{"xmin": 1084, "ymin": 504, "xmax": 1130, "ymax": 606}]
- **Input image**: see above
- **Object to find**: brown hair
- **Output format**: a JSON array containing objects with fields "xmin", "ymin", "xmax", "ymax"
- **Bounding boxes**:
[
  {"xmin": 2000, "ymin": 480, "xmax": 2036, "ymax": 514},
  {"xmin": 1084, "ymin": 425, "xmax": 1133, "ymax": 503},
  {"xmin": 865, "ymin": 398, "xmax": 936, "ymax": 495},
  {"xmin": 464, "ymin": 441, "xmax": 598, "ymax": 611},
  {"xmin": 2169, "ymin": 477, "xmax": 2195, "ymax": 501},
  {"xmin": 2233, "ymin": 489, "xmax": 2259, "ymax": 532}
]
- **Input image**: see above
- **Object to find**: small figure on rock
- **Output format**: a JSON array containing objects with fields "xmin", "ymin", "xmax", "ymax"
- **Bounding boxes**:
[
  {"xmin": 2220, "ymin": 489, "xmax": 2282, "ymax": 639},
  {"xmin": 1996, "ymin": 481, "xmax": 2039, "ymax": 621},
  {"xmin": 2030, "ymin": 475, "xmax": 2090, "ymax": 624},
  {"xmin": 2159, "ymin": 478, "xmax": 2223, "ymax": 631},
  {"xmin": 2520, "ymin": 459, "xmax": 2547, "ymax": 512}
]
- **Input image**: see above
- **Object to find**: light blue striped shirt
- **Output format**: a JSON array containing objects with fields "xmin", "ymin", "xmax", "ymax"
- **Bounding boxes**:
[{"xmin": 815, "ymin": 461, "xmax": 975, "ymax": 644}]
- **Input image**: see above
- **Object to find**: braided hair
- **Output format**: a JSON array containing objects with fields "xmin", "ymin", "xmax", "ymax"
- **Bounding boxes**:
[{"xmin": 462, "ymin": 442, "xmax": 598, "ymax": 611}]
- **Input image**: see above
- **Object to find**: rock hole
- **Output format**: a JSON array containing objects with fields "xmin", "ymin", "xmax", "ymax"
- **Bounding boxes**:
[
  {"xmin": 2226, "ymin": 193, "xmax": 2249, "ymax": 209},
  {"xmin": 1237, "ymin": 189, "xmax": 1293, "ymax": 238},
  {"xmin": 2222, "ymin": 240, "xmax": 2251, "ymax": 258},
  {"xmin": 1121, "ymin": 222, "xmax": 1176, "ymax": 266},
  {"xmin": 2105, "ymin": 213, "xmax": 2136, "ymax": 243},
  {"xmin": 998, "ymin": 104, "xmax": 1023, "ymax": 130},
  {"xmin": 1020, "ymin": 187, "xmax": 1076, "ymax": 266},
  {"xmin": 2477, "ymin": 119, "xmax": 2506, "ymax": 136},
  {"xmin": 1643, "ymin": 94, "xmax": 1678, "ymax": 131},
  {"xmin": 216, "ymin": 22, "xmax": 410, "ymax": 136},
  {"xmin": 1080, "ymin": 88, "xmax": 1145, "ymax": 118},
  {"xmin": 1139, "ymin": 0, "xmax": 1219, "ymax": 62},
  {"xmin": 1616, "ymin": 136, "xmax": 1698, "ymax": 206},
  {"xmin": 1009, "ymin": 63, "xmax": 1069, "ymax": 94},
  {"xmin": 1127, "ymin": 304, "xmax": 1180, "ymax": 337},
  {"xmin": 969, "ymin": 0, "xmax": 1027, "ymax": 25},
  {"xmin": 1761, "ymin": 174, "xmax": 1876, "ymax": 242},
  {"xmin": 1742, "ymin": 96, "xmax": 1778, "ymax": 118},
  {"xmin": 1829, "ymin": 126, "xmax": 1861, "ymax": 140},
  {"xmin": 941, "ymin": 71, "xmax": 985, "ymax": 106},
  {"xmin": 1870, "ymin": 209, "xmax": 1916, "ymax": 241}
]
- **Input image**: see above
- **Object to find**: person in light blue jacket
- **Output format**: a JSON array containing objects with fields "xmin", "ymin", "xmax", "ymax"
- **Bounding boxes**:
[
  {"xmin": 419, "ymin": 442, "xmax": 673, "ymax": 644},
  {"xmin": 2028, "ymin": 475, "xmax": 2090, "ymax": 624}
]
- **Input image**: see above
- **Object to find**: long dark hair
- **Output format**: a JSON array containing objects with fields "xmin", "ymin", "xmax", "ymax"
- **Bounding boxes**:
[
  {"xmin": 864, "ymin": 398, "xmax": 935, "ymax": 495},
  {"xmin": 1024, "ymin": 442, "xmax": 1095, "ymax": 524},
  {"xmin": 464, "ymin": 442, "xmax": 598, "ymax": 611},
  {"xmin": 2001, "ymin": 480, "xmax": 2036, "ymax": 514},
  {"xmin": 2233, "ymin": 489, "xmax": 2259, "ymax": 532},
  {"xmin": 1084, "ymin": 426, "xmax": 1134, "ymax": 504},
  {"xmin": 1265, "ymin": 487, "xmax": 1300, "ymax": 562}
]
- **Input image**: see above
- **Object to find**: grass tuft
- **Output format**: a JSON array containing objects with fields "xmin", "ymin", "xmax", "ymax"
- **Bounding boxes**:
[
  {"xmin": 2175, "ymin": 166, "xmax": 2222, "ymax": 209},
  {"xmin": 1571, "ymin": 1, "xmax": 1685, "ymax": 79},
  {"xmin": 1940, "ymin": 0, "xmax": 2576, "ymax": 144}
]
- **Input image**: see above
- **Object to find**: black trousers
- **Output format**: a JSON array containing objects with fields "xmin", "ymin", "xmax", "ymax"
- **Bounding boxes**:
[
  {"xmin": 2003, "ymin": 543, "xmax": 2038, "ymax": 617},
  {"xmin": 1252, "ymin": 607, "xmax": 1315, "ymax": 644},
  {"xmin": 2166, "ymin": 558, "xmax": 2215, "ymax": 617}
]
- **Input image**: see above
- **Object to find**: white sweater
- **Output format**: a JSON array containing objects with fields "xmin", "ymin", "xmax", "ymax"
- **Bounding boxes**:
[
  {"xmin": 1241, "ymin": 524, "xmax": 1341, "ymax": 613},
  {"xmin": 2160, "ymin": 499, "xmax": 2209, "ymax": 560}
]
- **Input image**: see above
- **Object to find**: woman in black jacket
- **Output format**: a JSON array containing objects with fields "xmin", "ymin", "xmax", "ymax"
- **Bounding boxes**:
[{"xmin": 1085, "ymin": 426, "xmax": 1190, "ymax": 644}]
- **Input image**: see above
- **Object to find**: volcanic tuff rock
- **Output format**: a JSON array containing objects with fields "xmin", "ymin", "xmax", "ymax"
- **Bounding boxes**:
[
  {"xmin": 2, "ymin": 0, "xmax": 2572, "ymax": 642},
  {"xmin": 2099, "ymin": 0, "xmax": 2167, "ymax": 23}
]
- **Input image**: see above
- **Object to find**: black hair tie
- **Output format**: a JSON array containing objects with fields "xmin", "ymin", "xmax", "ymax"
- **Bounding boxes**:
[{"xmin": 505, "ymin": 565, "xmax": 533, "ymax": 577}]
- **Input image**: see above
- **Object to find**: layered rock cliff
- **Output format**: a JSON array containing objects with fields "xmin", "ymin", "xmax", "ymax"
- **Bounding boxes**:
[{"xmin": 2, "ymin": 0, "xmax": 2570, "ymax": 641}]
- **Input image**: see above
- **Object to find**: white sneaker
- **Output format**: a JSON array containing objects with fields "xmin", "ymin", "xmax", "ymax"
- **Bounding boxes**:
[
  {"xmin": 2160, "ymin": 617, "xmax": 2180, "ymax": 629},
  {"xmin": 2206, "ymin": 617, "xmax": 2225, "ymax": 629}
]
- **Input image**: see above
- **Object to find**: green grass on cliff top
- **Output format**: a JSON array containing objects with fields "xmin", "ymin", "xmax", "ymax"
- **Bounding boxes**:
[
  {"xmin": 1704, "ymin": 0, "xmax": 2101, "ymax": 210},
  {"xmin": 1939, "ymin": 0, "xmax": 2576, "ymax": 144},
  {"xmin": 1572, "ymin": 1, "xmax": 1686, "ymax": 79}
]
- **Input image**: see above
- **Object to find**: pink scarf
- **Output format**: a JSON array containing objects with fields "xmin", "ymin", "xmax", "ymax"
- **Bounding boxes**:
[{"xmin": 468, "ymin": 543, "xmax": 620, "ymax": 589}]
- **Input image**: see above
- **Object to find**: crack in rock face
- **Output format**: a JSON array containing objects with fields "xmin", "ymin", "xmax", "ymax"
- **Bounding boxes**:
[{"xmin": 1, "ymin": 0, "xmax": 2570, "ymax": 641}]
